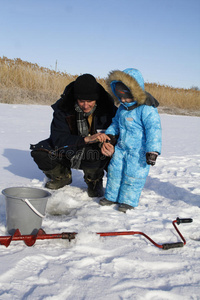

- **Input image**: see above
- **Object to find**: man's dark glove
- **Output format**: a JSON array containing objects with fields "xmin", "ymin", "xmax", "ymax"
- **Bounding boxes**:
[{"xmin": 146, "ymin": 152, "xmax": 158, "ymax": 166}]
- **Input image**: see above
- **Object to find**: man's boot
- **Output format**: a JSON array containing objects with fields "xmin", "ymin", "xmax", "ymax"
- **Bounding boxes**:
[
  {"xmin": 85, "ymin": 178, "xmax": 104, "ymax": 197},
  {"xmin": 44, "ymin": 164, "xmax": 72, "ymax": 190},
  {"xmin": 84, "ymin": 169, "xmax": 104, "ymax": 197}
]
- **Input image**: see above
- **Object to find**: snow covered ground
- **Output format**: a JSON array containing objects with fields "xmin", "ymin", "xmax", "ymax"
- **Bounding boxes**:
[{"xmin": 0, "ymin": 103, "xmax": 200, "ymax": 300}]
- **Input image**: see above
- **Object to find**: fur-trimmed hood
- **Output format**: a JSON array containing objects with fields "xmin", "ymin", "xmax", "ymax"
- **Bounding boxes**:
[{"xmin": 106, "ymin": 69, "xmax": 159, "ymax": 108}]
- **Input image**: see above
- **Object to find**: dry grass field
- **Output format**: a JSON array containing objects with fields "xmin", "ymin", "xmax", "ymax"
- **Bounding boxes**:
[{"xmin": 0, "ymin": 56, "xmax": 199, "ymax": 116}]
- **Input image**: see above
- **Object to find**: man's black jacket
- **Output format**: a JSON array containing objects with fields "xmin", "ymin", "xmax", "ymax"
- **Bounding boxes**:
[{"xmin": 30, "ymin": 81, "xmax": 117, "ymax": 154}]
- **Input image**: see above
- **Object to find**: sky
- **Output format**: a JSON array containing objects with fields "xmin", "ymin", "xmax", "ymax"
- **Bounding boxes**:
[{"xmin": 0, "ymin": 0, "xmax": 200, "ymax": 89}]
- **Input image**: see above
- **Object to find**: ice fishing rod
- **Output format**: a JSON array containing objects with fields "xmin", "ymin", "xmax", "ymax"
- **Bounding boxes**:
[{"xmin": 0, "ymin": 217, "xmax": 192, "ymax": 249}]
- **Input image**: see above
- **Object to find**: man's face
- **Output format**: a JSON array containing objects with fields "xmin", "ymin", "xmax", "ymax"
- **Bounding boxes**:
[{"xmin": 77, "ymin": 99, "xmax": 96, "ymax": 113}]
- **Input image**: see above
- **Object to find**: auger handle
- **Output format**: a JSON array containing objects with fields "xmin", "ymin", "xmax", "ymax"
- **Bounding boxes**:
[
  {"xmin": 162, "ymin": 242, "xmax": 184, "ymax": 250},
  {"xmin": 176, "ymin": 218, "xmax": 193, "ymax": 225}
]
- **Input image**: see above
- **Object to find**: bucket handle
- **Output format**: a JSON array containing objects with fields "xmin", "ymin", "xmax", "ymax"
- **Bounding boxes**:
[{"xmin": 21, "ymin": 198, "xmax": 45, "ymax": 218}]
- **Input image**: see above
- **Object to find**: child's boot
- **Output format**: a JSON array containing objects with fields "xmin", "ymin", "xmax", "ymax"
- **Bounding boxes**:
[
  {"xmin": 118, "ymin": 203, "xmax": 134, "ymax": 213},
  {"xmin": 99, "ymin": 198, "xmax": 116, "ymax": 206}
]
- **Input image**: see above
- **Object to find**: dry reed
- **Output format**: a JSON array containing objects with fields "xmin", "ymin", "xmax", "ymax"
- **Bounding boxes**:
[{"xmin": 0, "ymin": 56, "xmax": 199, "ymax": 115}]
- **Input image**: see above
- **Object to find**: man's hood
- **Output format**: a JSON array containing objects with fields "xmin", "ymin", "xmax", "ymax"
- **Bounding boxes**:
[{"xmin": 52, "ymin": 80, "xmax": 117, "ymax": 116}]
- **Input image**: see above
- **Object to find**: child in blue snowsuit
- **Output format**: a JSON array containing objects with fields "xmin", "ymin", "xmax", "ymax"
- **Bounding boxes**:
[{"xmin": 99, "ymin": 68, "xmax": 162, "ymax": 213}]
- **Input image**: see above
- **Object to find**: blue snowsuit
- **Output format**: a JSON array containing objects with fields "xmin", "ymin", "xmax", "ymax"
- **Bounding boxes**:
[{"xmin": 104, "ymin": 68, "xmax": 162, "ymax": 207}]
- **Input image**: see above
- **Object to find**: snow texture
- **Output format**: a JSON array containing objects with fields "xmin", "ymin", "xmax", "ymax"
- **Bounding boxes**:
[{"xmin": 0, "ymin": 103, "xmax": 200, "ymax": 300}]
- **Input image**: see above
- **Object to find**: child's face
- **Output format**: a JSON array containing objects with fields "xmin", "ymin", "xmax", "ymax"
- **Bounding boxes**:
[{"xmin": 121, "ymin": 97, "xmax": 134, "ymax": 103}]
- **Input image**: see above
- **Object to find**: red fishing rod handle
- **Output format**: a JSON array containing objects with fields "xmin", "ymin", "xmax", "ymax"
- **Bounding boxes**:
[
  {"xmin": 162, "ymin": 218, "xmax": 193, "ymax": 250},
  {"xmin": 0, "ymin": 218, "xmax": 192, "ymax": 249},
  {"xmin": 173, "ymin": 218, "xmax": 193, "ymax": 244},
  {"xmin": 98, "ymin": 218, "xmax": 193, "ymax": 250},
  {"xmin": 97, "ymin": 231, "xmax": 163, "ymax": 249},
  {"xmin": 176, "ymin": 218, "xmax": 193, "ymax": 225},
  {"xmin": 97, "ymin": 230, "xmax": 182, "ymax": 250}
]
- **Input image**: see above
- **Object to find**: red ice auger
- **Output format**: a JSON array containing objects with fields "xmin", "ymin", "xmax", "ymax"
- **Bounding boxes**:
[{"xmin": 0, "ymin": 217, "xmax": 193, "ymax": 249}]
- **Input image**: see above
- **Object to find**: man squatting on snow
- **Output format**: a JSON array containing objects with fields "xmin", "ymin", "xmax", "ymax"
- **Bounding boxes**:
[
  {"xmin": 99, "ymin": 68, "xmax": 162, "ymax": 213},
  {"xmin": 30, "ymin": 74, "xmax": 117, "ymax": 197}
]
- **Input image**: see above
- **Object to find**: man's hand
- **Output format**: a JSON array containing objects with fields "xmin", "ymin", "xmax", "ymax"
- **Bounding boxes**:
[
  {"xmin": 101, "ymin": 142, "xmax": 115, "ymax": 157},
  {"xmin": 84, "ymin": 133, "xmax": 110, "ymax": 144}
]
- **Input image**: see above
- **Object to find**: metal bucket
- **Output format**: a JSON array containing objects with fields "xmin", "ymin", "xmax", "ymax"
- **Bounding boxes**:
[{"xmin": 2, "ymin": 187, "xmax": 51, "ymax": 235}]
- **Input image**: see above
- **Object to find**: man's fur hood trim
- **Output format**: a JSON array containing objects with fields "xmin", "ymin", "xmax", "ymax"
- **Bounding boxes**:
[{"xmin": 106, "ymin": 70, "xmax": 147, "ymax": 106}]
